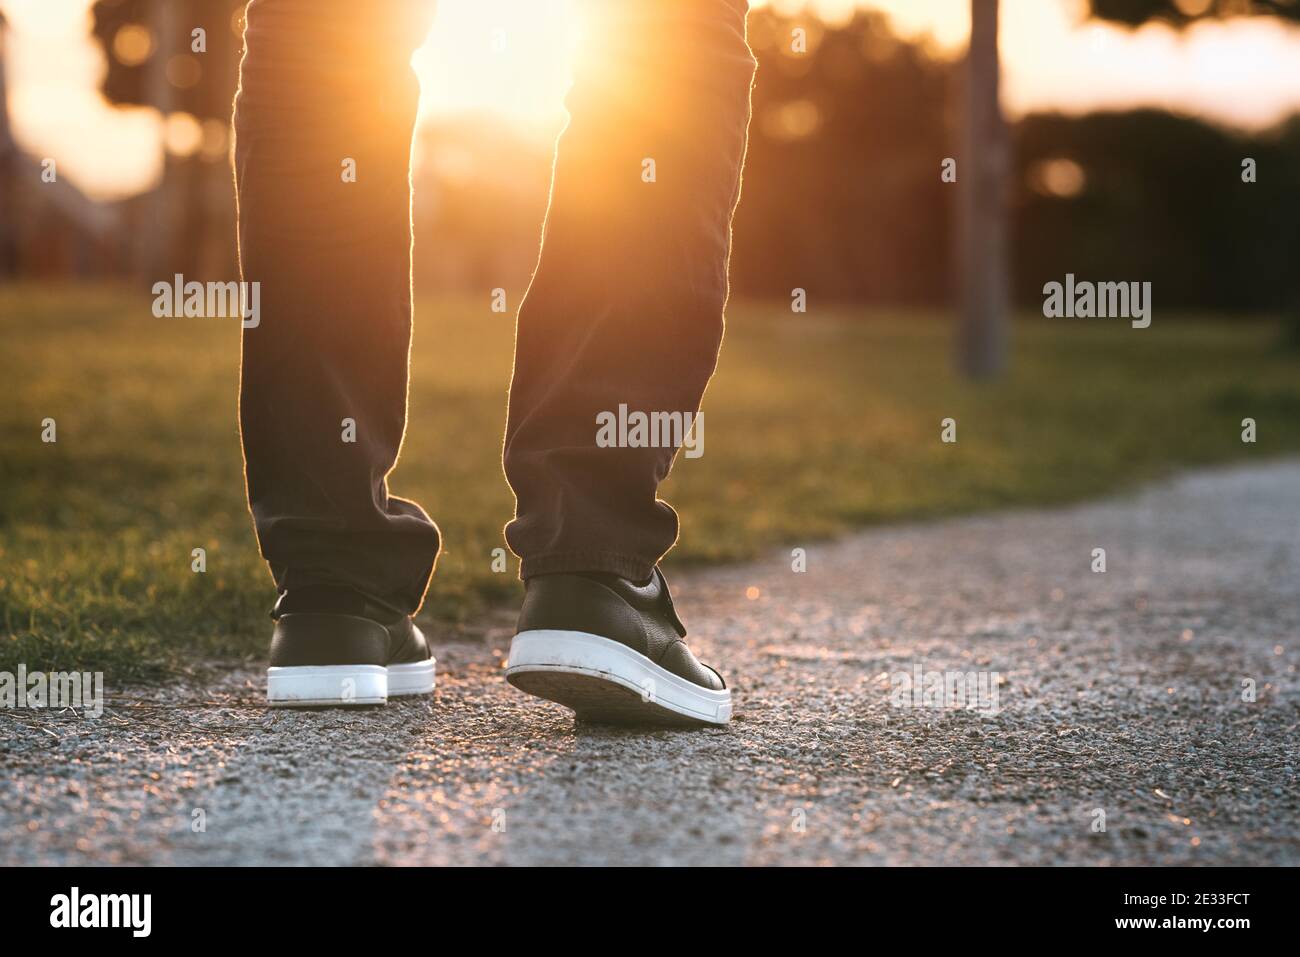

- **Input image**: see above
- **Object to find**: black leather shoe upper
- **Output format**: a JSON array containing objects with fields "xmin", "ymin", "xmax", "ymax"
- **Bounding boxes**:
[
  {"xmin": 516, "ymin": 568, "xmax": 725, "ymax": 691},
  {"xmin": 269, "ymin": 587, "xmax": 430, "ymax": 667}
]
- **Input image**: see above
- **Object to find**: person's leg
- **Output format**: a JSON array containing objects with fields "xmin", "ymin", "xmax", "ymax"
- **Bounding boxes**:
[
  {"xmin": 502, "ymin": 0, "xmax": 755, "ymax": 726},
  {"xmin": 234, "ymin": 0, "xmax": 438, "ymax": 705},
  {"xmin": 234, "ymin": 0, "xmax": 439, "ymax": 616},
  {"xmin": 502, "ymin": 0, "xmax": 756, "ymax": 582}
]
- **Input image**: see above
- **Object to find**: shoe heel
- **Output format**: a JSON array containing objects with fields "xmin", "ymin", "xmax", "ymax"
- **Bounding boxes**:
[
  {"xmin": 387, "ymin": 659, "xmax": 436, "ymax": 697},
  {"xmin": 266, "ymin": 665, "xmax": 387, "ymax": 707}
]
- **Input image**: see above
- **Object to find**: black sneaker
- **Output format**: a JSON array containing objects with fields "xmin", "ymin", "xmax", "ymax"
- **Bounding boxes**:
[
  {"xmin": 265, "ymin": 587, "xmax": 435, "ymax": 707},
  {"xmin": 505, "ymin": 568, "xmax": 730, "ymax": 726}
]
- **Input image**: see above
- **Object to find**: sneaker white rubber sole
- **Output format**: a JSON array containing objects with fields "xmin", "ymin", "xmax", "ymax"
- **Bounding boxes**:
[
  {"xmin": 266, "ymin": 665, "xmax": 387, "ymax": 707},
  {"xmin": 388, "ymin": 659, "xmax": 437, "ymax": 697},
  {"xmin": 505, "ymin": 629, "xmax": 731, "ymax": 726},
  {"xmin": 266, "ymin": 658, "xmax": 435, "ymax": 707}
]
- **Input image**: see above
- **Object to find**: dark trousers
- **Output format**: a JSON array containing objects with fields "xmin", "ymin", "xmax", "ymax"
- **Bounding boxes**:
[{"xmin": 234, "ymin": 0, "xmax": 755, "ymax": 614}]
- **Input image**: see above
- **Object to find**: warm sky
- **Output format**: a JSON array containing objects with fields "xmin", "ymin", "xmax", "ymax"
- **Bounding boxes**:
[{"xmin": 5, "ymin": 0, "xmax": 1300, "ymax": 200}]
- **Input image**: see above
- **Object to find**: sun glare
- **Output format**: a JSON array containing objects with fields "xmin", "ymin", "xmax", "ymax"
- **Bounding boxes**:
[{"xmin": 411, "ymin": 0, "xmax": 581, "ymax": 136}]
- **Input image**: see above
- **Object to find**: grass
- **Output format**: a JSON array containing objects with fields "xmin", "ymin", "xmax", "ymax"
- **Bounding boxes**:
[{"xmin": 4, "ymin": 283, "xmax": 1300, "ymax": 679}]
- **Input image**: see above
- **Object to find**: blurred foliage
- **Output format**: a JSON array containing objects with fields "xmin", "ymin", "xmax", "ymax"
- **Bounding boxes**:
[
  {"xmin": 72, "ymin": 4, "xmax": 1300, "ymax": 318},
  {"xmin": 734, "ymin": 9, "xmax": 955, "ymax": 305},
  {"xmin": 734, "ymin": 7, "xmax": 1300, "ymax": 315},
  {"xmin": 1088, "ymin": 0, "xmax": 1300, "ymax": 28},
  {"xmin": 91, "ymin": 0, "xmax": 245, "ymax": 120},
  {"xmin": 1014, "ymin": 110, "xmax": 1300, "ymax": 314},
  {"xmin": 1079, "ymin": 1, "xmax": 1300, "ymax": 343}
]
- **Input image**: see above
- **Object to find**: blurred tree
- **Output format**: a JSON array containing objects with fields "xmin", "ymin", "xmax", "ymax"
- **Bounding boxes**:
[
  {"xmin": 90, "ymin": 0, "xmax": 244, "ymax": 277},
  {"xmin": 731, "ymin": 9, "xmax": 955, "ymax": 306},
  {"xmin": 92, "ymin": 0, "xmax": 244, "ymax": 119},
  {"xmin": 1088, "ymin": 0, "xmax": 1300, "ymax": 26},
  {"xmin": 1087, "ymin": 0, "xmax": 1300, "ymax": 343},
  {"xmin": 59, "ymin": 0, "xmax": 1300, "ymax": 323},
  {"xmin": 1015, "ymin": 111, "xmax": 1274, "ymax": 308},
  {"xmin": 957, "ymin": 0, "xmax": 1008, "ymax": 378}
]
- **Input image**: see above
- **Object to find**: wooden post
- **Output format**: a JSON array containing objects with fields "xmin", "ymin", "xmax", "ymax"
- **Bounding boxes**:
[{"xmin": 957, "ymin": 0, "xmax": 1009, "ymax": 379}]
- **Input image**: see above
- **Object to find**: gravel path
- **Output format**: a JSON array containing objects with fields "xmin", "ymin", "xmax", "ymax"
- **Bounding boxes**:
[{"xmin": 3, "ymin": 461, "xmax": 1297, "ymax": 866}]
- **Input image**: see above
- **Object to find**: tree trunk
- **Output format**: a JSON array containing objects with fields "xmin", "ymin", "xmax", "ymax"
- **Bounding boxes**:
[
  {"xmin": 957, "ymin": 0, "xmax": 1009, "ymax": 379},
  {"xmin": 136, "ymin": 0, "xmax": 180, "ymax": 279}
]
